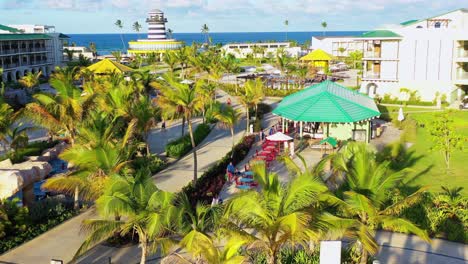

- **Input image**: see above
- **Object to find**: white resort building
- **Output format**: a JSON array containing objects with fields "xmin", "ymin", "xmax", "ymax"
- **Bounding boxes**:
[
  {"xmin": 311, "ymin": 8, "xmax": 468, "ymax": 103},
  {"xmin": 221, "ymin": 42, "xmax": 302, "ymax": 59},
  {"xmin": 0, "ymin": 24, "xmax": 68, "ymax": 82},
  {"xmin": 127, "ymin": 9, "xmax": 183, "ymax": 57}
]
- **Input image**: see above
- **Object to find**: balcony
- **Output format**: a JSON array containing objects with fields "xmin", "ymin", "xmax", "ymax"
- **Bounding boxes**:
[
  {"xmin": 363, "ymin": 72, "xmax": 398, "ymax": 82},
  {"xmin": 1, "ymin": 48, "xmax": 48, "ymax": 56},
  {"xmin": 454, "ymin": 71, "xmax": 468, "ymax": 85},
  {"xmin": 146, "ymin": 17, "xmax": 167, "ymax": 23},
  {"xmin": 364, "ymin": 51, "xmax": 381, "ymax": 58}
]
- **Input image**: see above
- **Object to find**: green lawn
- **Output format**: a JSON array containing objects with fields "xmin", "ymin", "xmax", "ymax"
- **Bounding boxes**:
[{"xmin": 380, "ymin": 105, "xmax": 468, "ymax": 195}]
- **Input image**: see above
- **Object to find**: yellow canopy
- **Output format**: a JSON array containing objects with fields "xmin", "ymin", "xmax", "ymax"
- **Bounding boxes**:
[
  {"xmin": 300, "ymin": 49, "xmax": 334, "ymax": 61},
  {"xmin": 86, "ymin": 59, "xmax": 133, "ymax": 74}
]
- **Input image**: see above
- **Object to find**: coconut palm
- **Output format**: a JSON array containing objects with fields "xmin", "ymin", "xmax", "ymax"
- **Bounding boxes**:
[
  {"xmin": 114, "ymin": 19, "xmax": 126, "ymax": 51},
  {"xmin": 175, "ymin": 46, "xmax": 189, "ymax": 79},
  {"xmin": 131, "ymin": 95, "xmax": 158, "ymax": 155},
  {"xmin": 157, "ymin": 75, "xmax": 203, "ymax": 183},
  {"xmin": 111, "ymin": 51, "xmax": 122, "ymax": 63},
  {"xmin": 321, "ymin": 21, "xmax": 327, "ymax": 36},
  {"xmin": 284, "ymin": 19, "xmax": 289, "ymax": 41},
  {"xmin": 132, "ymin": 21, "xmax": 142, "ymax": 39},
  {"xmin": 19, "ymin": 71, "xmax": 42, "ymax": 91},
  {"xmin": 201, "ymin": 24, "xmax": 210, "ymax": 45},
  {"xmin": 75, "ymin": 169, "xmax": 179, "ymax": 264},
  {"xmin": 88, "ymin": 42, "xmax": 97, "ymax": 59},
  {"xmin": 64, "ymin": 48, "xmax": 74, "ymax": 62},
  {"xmin": 163, "ymin": 51, "xmax": 178, "ymax": 73},
  {"xmin": 195, "ymin": 80, "xmax": 216, "ymax": 123},
  {"xmin": 222, "ymin": 162, "xmax": 330, "ymax": 264},
  {"xmin": 0, "ymin": 101, "xmax": 14, "ymax": 151},
  {"xmin": 238, "ymin": 78, "xmax": 264, "ymax": 131},
  {"xmin": 319, "ymin": 142, "xmax": 431, "ymax": 264},
  {"xmin": 44, "ymin": 112, "xmax": 136, "ymax": 208},
  {"xmin": 213, "ymin": 104, "xmax": 241, "ymax": 150}
]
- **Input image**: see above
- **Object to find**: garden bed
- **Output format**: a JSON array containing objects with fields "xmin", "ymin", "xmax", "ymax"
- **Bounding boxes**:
[{"xmin": 165, "ymin": 123, "xmax": 212, "ymax": 158}]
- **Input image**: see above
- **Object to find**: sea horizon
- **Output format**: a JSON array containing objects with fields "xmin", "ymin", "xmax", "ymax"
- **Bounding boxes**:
[{"xmin": 68, "ymin": 31, "xmax": 367, "ymax": 55}]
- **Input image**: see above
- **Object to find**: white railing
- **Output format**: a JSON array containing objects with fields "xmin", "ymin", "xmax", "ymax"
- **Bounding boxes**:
[
  {"xmin": 364, "ymin": 51, "xmax": 381, "ymax": 58},
  {"xmin": 363, "ymin": 73, "xmax": 381, "ymax": 79}
]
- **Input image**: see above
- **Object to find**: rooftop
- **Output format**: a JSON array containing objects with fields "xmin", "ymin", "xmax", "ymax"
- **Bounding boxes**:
[
  {"xmin": 359, "ymin": 30, "xmax": 402, "ymax": 39},
  {"xmin": 0, "ymin": 24, "xmax": 22, "ymax": 33},
  {"xmin": 0, "ymin": 33, "xmax": 52, "ymax": 41}
]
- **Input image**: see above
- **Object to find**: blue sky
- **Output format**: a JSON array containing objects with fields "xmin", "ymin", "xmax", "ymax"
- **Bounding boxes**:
[{"xmin": 0, "ymin": 0, "xmax": 466, "ymax": 33}]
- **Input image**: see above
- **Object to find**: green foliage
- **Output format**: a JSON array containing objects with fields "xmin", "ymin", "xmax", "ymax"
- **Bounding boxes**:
[
  {"xmin": 165, "ymin": 123, "xmax": 211, "ymax": 158},
  {"xmin": 0, "ymin": 198, "xmax": 76, "ymax": 254},
  {"xmin": 0, "ymin": 140, "xmax": 59, "ymax": 163},
  {"xmin": 132, "ymin": 154, "xmax": 167, "ymax": 174}
]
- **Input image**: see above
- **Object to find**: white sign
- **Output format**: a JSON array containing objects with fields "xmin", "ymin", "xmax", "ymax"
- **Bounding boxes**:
[{"xmin": 320, "ymin": 241, "xmax": 342, "ymax": 264}]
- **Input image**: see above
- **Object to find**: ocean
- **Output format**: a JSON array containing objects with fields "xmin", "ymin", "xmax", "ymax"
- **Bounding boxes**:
[{"xmin": 68, "ymin": 31, "xmax": 366, "ymax": 55}]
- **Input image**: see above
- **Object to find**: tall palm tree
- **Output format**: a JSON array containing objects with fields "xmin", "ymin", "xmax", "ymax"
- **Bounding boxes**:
[
  {"xmin": 163, "ymin": 50, "xmax": 178, "ymax": 73},
  {"xmin": 75, "ymin": 170, "xmax": 179, "ymax": 264},
  {"xmin": 114, "ymin": 19, "xmax": 126, "ymax": 51},
  {"xmin": 320, "ymin": 142, "xmax": 431, "ymax": 264},
  {"xmin": 19, "ymin": 71, "xmax": 42, "ymax": 92},
  {"xmin": 111, "ymin": 51, "xmax": 122, "ymax": 63},
  {"xmin": 132, "ymin": 21, "xmax": 142, "ymax": 39},
  {"xmin": 284, "ymin": 19, "xmax": 289, "ymax": 41},
  {"xmin": 88, "ymin": 42, "xmax": 97, "ymax": 60},
  {"xmin": 223, "ymin": 162, "xmax": 330, "ymax": 264},
  {"xmin": 213, "ymin": 104, "xmax": 241, "ymax": 151},
  {"xmin": 175, "ymin": 46, "xmax": 189, "ymax": 78},
  {"xmin": 0, "ymin": 101, "xmax": 14, "ymax": 151},
  {"xmin": 132, "ymin": 95, "xmax": 158, "ymax": 155},
  {"xmin": 157, "ymin": 75, "xmax": 203, "ymax": 183},
  {"xmin": 238, "ymin": 79, "xmax": 263, "ymax": 133},
  {"xmin": 64, "ymin": 48, "xmax": 74, "ymax": 62},
  {"xmin": 201, "ymin": 24, "xmax": 210, "ymax": 45},
  {"xmin": 195, "ymin": 80, "xmax": 216, "ymax": 123},
  {"xmin": 321, "ymin": 21, "xmax": 327, "ymax": 36}
]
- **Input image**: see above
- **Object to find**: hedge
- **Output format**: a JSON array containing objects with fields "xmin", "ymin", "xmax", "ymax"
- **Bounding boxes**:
[
  {"xmin": 182, "ymin": 135, "xmax": 256, "ymax": 206},
  {"xmin": 165, "ymin": 123, "xmax": 211, "ymax": 158}
]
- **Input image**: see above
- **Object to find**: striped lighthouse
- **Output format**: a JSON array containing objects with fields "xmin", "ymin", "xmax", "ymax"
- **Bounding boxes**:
[{"xmin": 146, "ymin": 9, "xmax": 167, "ymax": 40}]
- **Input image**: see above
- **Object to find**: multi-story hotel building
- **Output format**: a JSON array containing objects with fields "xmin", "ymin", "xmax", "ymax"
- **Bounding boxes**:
[
  {"xmin": 127, "ymin": 9, "xmax": 183, "ymax": 56},
  {"xmin": 311, "ymin": 8, "xmax": 468, "ymax": 102},
  {"xmin": 0, "ymin": 24, "xmax": 68, "ymax": 82},
  {"xmin": 221, "ymin": 42, "xmax": 302, "ymax": 58}
]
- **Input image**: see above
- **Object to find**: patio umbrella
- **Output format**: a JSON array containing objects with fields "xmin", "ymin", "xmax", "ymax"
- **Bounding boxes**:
[
  {"xmin": 266, "ymin": 132, "xmax": 293, "ymax": 141},
  {"xmin": 397, "ymin": 107, "xmax": 405, "ymax": 122}
]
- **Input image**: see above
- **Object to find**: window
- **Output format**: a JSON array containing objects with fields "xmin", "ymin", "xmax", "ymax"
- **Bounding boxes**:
[{"xmin": 434, "ymin": 22, "xmax": 441, "ymax": 28}]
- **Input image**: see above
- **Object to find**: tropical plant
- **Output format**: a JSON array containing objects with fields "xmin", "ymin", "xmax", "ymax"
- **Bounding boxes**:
[
  {"xmin": 75, "ymin": 170, "xmax": 179, "ymax": 264},
  {"xmin": 64, "ymin": 48, "xmax": 74, "ymax": 62},
  {"xmin": 428, "ymin": 111, "xmax": 464, "ymax": 169},
  {"xmin": 163, "ymin": 51, "xmax": 178, "ymax": 73},
  {"xmin": 157, "ymin": 74, "xmax": 203, "ymax": 183},
  {"xmin": 88, "ymin": 42, "xmax": 97, "ymax": 59},
  {"xmin": 132, "ymin": 21, "xmax": 142, "ymax": 39},
  {"xmin": 111, "ymin": 51, "xmax": 122, "ymax": 63},
  {"xmin": 201, "ymin": 24, "xmax": 210, "ymax": 45},
  {"xmin": 114, "ymin": 19, "xmax": 126, "ymax": 51},
  {"xmin": 319, "ymin": 142, "xmax": 431, "ymax": 264},
  {"xmin": 284, "ymin": 19, "xmax": 289, "ymax": 41},
  {"xmin": 222, "ymin": 162, "xmax": 330, "ymax": 264},
  {"xmin": 213, "ymin": 104, "xmax": 241, "ymax": 150},
  {"xmin": 175, "ymin": 46, "xmax": 190, "ymax": 79},
  {"xmin": 238, "ymin": 78, "xmax": 264, "ymax": 132},
  {"xmin": 19, "ymin": 71, "xmax": 42, "ymax": 91},
  {"xmin": 0, "ymin": 101, "xmax": 14, "ymax": 151},
  {"xmin": 321, "ymin": 21, "xmax": 327, "ymax": 36}
]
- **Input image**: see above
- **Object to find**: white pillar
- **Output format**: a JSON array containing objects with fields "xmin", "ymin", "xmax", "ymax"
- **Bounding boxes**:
[
  {"xmin": 300, "ymin": 121, "xmax": 303, "ymax": 138},
  {"xmin": 282, "ymin": 118, "xmax": 285, "ymax": 132}
]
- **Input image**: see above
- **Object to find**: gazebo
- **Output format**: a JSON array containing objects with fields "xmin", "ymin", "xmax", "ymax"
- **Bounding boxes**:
[
  {"xmin": 86, "ymin": 59, "xmax": 133, "ymax": 75},
  {"xmin": 272, "ymin": 80, "xmax": 380, "ymax": 143},
  {"xmin": 299, "ymin": 49, "xmax": 334, "ymax": 70}
]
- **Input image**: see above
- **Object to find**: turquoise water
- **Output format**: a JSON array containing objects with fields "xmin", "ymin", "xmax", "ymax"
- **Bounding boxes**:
[{"xmin": 68, "ymin": 31, "xmax": 366, "ymax": 55}]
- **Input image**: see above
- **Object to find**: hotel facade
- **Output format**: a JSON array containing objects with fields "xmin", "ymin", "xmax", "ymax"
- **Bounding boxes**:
[
  {"xmin": 311, "ymin": 9, "xmax": 468, "ymax": 103},
  {"xmin": 0, "ymin": 24, "xmax": 68, "ymax": 82}
]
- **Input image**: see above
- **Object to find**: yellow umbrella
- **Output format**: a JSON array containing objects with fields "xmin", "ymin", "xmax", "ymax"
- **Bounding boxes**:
[
  {"xmin": 299, "ymin": 49, "xmax": 334, "ymax": 61},
  {"xmin": 86, "ymin": 59, "xmax": 133, "ymax": 74}
]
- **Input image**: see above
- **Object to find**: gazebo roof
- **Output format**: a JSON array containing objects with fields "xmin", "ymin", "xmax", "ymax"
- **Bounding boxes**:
[
  {"xmin": 272, "ymin": 80, "xmax": 380, "ymax": 123},
  {"xmin": 87, "ymin": 59, "xmax": 133, "ymax": 74},
  {"xmin": 300, "ymin": 49, "xmax": 334, "ymax": 61}
]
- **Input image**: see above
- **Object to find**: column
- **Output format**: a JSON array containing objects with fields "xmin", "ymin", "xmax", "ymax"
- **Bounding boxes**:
[
  {"xmin": 300, "ymin": 121, "xmax": 303, "ymax": 138},
  {"xmin": 281, "ymin": 118, "xmax": 285, "ymax": 132}
]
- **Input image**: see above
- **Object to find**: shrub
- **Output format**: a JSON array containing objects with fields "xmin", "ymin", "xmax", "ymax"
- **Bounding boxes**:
[
  {"xmin": 165, "ymin": 123, "xmax": 211, "ymax": 158},
  {"xmin": 182, "ymin": 135, "xmax": 255, "ymax": 206},
  {"xmin": 0, "ymin": 140, "xmax": 59, "ymax": 163},
  {"xmin": 133, "ymin": 154, "xmax": 166, "ymax": 174}
]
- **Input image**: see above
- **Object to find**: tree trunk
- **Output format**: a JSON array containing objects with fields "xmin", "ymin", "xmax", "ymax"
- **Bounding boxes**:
[
  {"xmin": 188, "ymin": 120, "xmax": 198, "ymax": 183},
  {"xmin": 74, "ymin": 186, "xmax": 79, "ymax": 210},
  {"xmin": 140, "ymin": 241, "xmax": 147, "ymax": 264},
  {"xmin": 360, "ymin": 248, "xmax": 368, "ymax": 264},
  {"xmin": 246, "ymin": 106, "xmax": 250, "ymax": 133},
  {"xmin": 181, "ymin": 116, "xmax": 185, "ymax": 137}
]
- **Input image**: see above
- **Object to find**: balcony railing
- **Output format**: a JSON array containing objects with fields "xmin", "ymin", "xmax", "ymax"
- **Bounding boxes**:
[
  {"xmin": 1, "ymin": 48, "xmax": 48, "ymax": 55},
  {"xmin": 456, "ymin": 71, "xmax": 468, "ymax": 80},
  {"xmin": 146, "ymin": 17, "xmax": 167, "ymax": 23},
  {"xmin": 457, "ymin": 49, "xmax": 468, "ymax": 58},
  {"xmin": 364, "ymin": 51, "xmax": 381, "ymax": 58},
  {"xmin": 363, "ymin": 73, "xmax": 381, "ymax": 79},
  {"xmin": 2, "ymin": 60, "xmax": 50, "ymax": 69}
]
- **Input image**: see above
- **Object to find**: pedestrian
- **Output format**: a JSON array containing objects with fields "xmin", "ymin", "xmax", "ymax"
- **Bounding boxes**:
[
  {"xmin": 260, "ymin": 130, "xmax": 266, "ymax": 141},
  {"xmin": 227, "ymin": 97, "xmax": 231, "ymax": 106},
  {"xmin": 269, "ymin": 126, "xmax": 275, "ymax": 135},
  {"xmin": 226, "ymin": 161, "xmax": 236, "ymax": 181},
  {"xmin": 161, "ymin": 120, "xmax": 166, "ymax": 130}
]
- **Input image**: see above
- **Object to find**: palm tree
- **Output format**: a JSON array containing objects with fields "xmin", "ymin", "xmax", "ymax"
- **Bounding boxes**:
[
  {"xmin": 284, "ymin": 19, "xmax": 289, "ymax": 41},
  {"xmin": 175, "ymin": 46, "xmax": 189, "ymax": 78},
  {"xmin": 166, "ymin": 28, "xmax": 174, "ymax": 39},
  {"xmin": 132, "ymin": 21, "xmax": 142, "ymax": 39},
  {"xmin": 64, "ymin": 48, "xmax": 74, "ymax": 62},
  {"xmin": 163, "ymin": 50, "xmax": 178, "ymax": 73},
  {"xmin": 222, "ymin": 162, "xmax": 330, "ymax": 264},
  {"xmin": 132, "ymin": 95, "xmax": 158, "ymax": 155},
  {"xmin": 111, "ymin": 51, "xmax": 122, "ymax": 63},
  {"xmin": 195, "ymin": 80, "xmax": 216, "ymax": 123},
  {"xmin": 320, "ymin": 142, "xmax": 431, "ymax": 264},
  {"xmin": 213, "ymin": 104, "xmax": 241, "ymax": 150},
  {"xmin": 75, "ymin": 170, "xmax": 179, "ymax": 264},
  {"xmin": 18, "ymin": 71, "xmax": 42, "ymax": 92},
  {"xmin": 0, "ymin": 101, "xmax": 14, "ymax": 151},
  {"xmin": 157, "ymin": 75, "xmax": 203, "ymax": 183},
  {"xmin": 238, "ymin": 78, "xmax": 264, "ymax": 133},
  {"xmin": 114, "ymin": 19, "xmax": 126, "ymax": 51},
  {"xmin": 201, "ymin": 24, "xmax": 210, "ymax": 45},
  {"xmin": 88, "ymin": 42, "xmax": 97, "ymax": 60},
  {"xmin": 321, "ymin": 21, "xmax": 327, "ymax": 36}
]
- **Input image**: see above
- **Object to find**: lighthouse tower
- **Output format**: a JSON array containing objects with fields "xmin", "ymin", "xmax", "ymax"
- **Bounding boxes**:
[
  {"xmin": 146, "ymin": 9, "xmax": 168, "ymax": 40},
  {"xmin": 128, "ymin": 9, "xmax": 183, "ymax": 57}
]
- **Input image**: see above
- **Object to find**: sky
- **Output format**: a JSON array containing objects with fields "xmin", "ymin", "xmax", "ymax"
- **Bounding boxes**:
[{"xmin": 0, "ymin": 0, "xmax": 466, "ymax": 34}]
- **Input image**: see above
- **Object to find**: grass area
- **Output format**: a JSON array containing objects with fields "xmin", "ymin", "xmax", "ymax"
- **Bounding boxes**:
[{"xmin": 379, "ymin": 105, "xmax": 468, "ymax": 195}]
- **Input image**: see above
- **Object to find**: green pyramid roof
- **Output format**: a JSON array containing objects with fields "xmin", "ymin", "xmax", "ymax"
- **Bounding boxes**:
[
  {"xmin": 359, "ymin": 30, "xmax": 402, "ymax": 38},
  {"xmin": 272, "ymin": 80, "xmax": 380, "ymax": 123}
]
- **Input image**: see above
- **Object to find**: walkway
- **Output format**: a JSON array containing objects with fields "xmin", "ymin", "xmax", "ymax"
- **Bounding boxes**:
[{"xmin": 0, "ymin": 90, "xmax": 245, "ymax": 264}]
